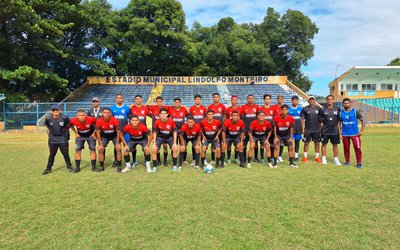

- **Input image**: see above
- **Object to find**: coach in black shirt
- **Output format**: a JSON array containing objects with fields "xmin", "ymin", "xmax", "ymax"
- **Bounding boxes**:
[
  {"xmin": 86, "ymin": 97, "xmax": 103, "ymax": 119},
  {"xmin": 300, "ymin": 96, "xmax": 322, "ymax": 163},
  {"xmin": 42, "ymin": 104, "xmax": 73, "ymax": 175}
]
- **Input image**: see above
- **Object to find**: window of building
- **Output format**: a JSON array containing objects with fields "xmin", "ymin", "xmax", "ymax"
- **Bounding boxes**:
[
  {"xmin": 346, "ymin": 84, "xmax": 358, "ymax": 91},
  {"xmin": 362, "ymin": 84, "xmax": 376, "ymax": 91},
  {"xmin": 381, "ymin": 84, "xmax": 393, "ymax": 90}
]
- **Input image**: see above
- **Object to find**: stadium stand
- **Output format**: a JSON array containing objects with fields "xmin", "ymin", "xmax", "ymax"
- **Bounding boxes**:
[{"xmin": 359, "ymin": 98, "xmax": 400, "ymax": 114}]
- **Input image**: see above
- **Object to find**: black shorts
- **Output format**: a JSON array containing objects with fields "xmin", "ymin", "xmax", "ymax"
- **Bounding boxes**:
[
  {"xmin": 243, "ymin": 130, "xmax": 250, "ymax": 144},
  {"xmin": 252, "ymin": 134, "xmax": 267, "ymax": 146},
  {"xmin": 303, "ymin": 132, "xmax": 321, "ymax": 143},
  {"xmin": 156, "ymin": 137, "xmax": 174, "ymax": 149},
  {"xmin": 321, "ymin": 134, "xmax": 340, "ymax": 145},
  {"xmin": 277, "ymin": 136, "xmax": 293, "ymax": 147},
  {"xmin": 268, "ymin": 133, "xmax": 275, "ymax": 147},
  {"xmin": 101, "ymin": 136, "xmax": 118, "ymax": 147},
  {"xmin": 203, "ymin": 138, "xmax": 221, "ymax": 149},
  {"xmin": 225, "ymin": 136, "xmax": 241, "ymax": 147},
  {"xmin": 75, "ymin": 136, "xmax": 96, "ymax": 151},
  {"xmin": 128, "ymin": 138, "xmax": 148, "ymax": 151},
  {"xmin": 183, "ymin": 137, "xmax": 199, "ymax": 147}
]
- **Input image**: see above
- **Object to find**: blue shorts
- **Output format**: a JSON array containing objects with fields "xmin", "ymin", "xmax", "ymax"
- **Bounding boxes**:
[
  {"xmin": 292, "ymin": 133, "xmax": 302, "ymax": 141},
  {"xmin": 124, "ymin": 133, "xmax": 130, "ymax": 143}
]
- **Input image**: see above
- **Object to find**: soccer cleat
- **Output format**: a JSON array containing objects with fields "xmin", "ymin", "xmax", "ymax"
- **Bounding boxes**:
[
  {"xmin": 260, "ymin": 159, "xmax": 265, "ymax": 164},
  {"xmin": 357, "ymin": 164, "xmax": 363, "ymax": 169},
  {"xmin": 268, "ymin": 162, "xmax": 273, "ymax": 168},
  {"xmin": 322, "ymin": 158, "xmax": 328, "ymax": 165},
  {"xmin": 191, "ymin": 160, "xmax": 196, "ymax": 167},
  {"xmin": 344, "ymin": 162, "xmax": 351, "ymax": 167},
  {"xmin": 272, "ymin": 164, "xmax": 278, "ymax": 168},
  {"xmin": 247, "ymin": 163, "xmax": 252, "ymax": 168},
  {"xmin": 91, "ymin": 166, "xmax": 97, "ymax": 172},
  {"xmin": 253, "ymin": 158, "xmax": 259, "ymax": 163},
  {"xmin": 183, "ymin": 161, "xmax": 189, "ymax": 165},
  {"xmin": 146, "ymin": 166, "xmax": 152, "ymax": 173},
  {"xmin": 334, "ymin": 160, "xmax": 342, "ymax": 166},
  {"xmin": 73, "ymin": 167, "xmax": 81, "ymax": 173},
  {"xmin": 112, "ymin": 161, "xmax": 117, "ymax": 168},
  {"xmin": 130, "ymin": 161, "xmax": 137, "ymax": 169},
  {"xmin": 97, "ymin": 166, "xmax": 105, "ymax": 172},
  {"xmin": 290, "ymin": 163, "xmax": 298, "ymax": 168},
  {"xmin": 314, "ymin": 157, "xmax": 321, "ymax": 163},
  {"xmin": 163, "ymin": 160, "xmax": 168, "ymax": 167},
  {"xmin": 294, "ymin": 158, "xmax": 299, "ymax": 162},
  {"xmin": 67, "ymin": 166, "xmax": 74, "ymax": 172},
  {"xmin": 178, "ymin": 166, "xmax": 182, "ymax": 171},
  {"xmin": 227, "ymin": 159, "xmax": 232, "ymax": 164},
  {"xmin": 42, "ymin": 168, "xmax": 51, "ymax": 175},
  {"xmin": 172, "ymin": 166, "xmax": 178, "ymax": 172},
  {"xmin": 235, "ymin": 158, "xmax": 240, "ymax": 164},
  {"xmin": 278, "ymin": 157, "xmax": 284, "ymax": 163},
  {"xmin": 220, "ymin": 162, "xmax": 225, "ymax": 168},
  {"xmin": 302, "ymin": 156, "xmax": 309, "ymax": 162},
  {"xmin": 117, "ymin": 166, "xmax": 122, "ymax": 173},
  {"xmin": 152, "ymin": 167, "xmax": 157, "ymax": 173},
  {"xmin": 121, "ymin": 166, "xmax": 132, "ymax": 173},
  {"xmin": 195, "ymin": 165, "xmax": 200, "ymax": 170},
  {"xmin": 210, "ymin": 160, "xmax": 216, "ymax": 165}
]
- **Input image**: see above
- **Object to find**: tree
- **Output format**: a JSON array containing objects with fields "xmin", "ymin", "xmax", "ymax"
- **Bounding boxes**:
[{"xmin": 387, "ymin": 57, "xmax": 400, "ymax": 66}]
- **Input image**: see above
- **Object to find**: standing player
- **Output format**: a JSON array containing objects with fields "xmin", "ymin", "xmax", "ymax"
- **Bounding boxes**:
[
  {"xmin": 152, "ymin": 108, "xmax": 178, "ymax": 172},
  {"xmin": 207, "ymin": 93, "xmax": 226, "ymax": 164},
  {"xmin": 148, "ymin": 96, "xmax": 171, "ymax": 166},
  {"xmin": 272, "ymin": 95, "xmax": 285, "ymax": 162},
  {"xmin": 121, "ymin": 115, "xmax": 152, "ymax": 173},
  {"xmin": 42, "ymin": 105, "xmax": 73, "ymax": 175},
  {"xmin": 301, "ymin": 96, "xmax": 322, "ymax": 163},
  {"xmin": 222, "ymin": 110, "xmax": 245, "ymax": 167},
  {"xmin": 189, "ymin": 94, "xmax": 207, "ymax": 166},
  {"xmin": 340, "ymin": 98, "xmax": 365, "ymax": 168},
  {"xmin": 179, "ymin": 116, "xmax": 202, "ymax": 170},
  {"xmin": 241, "ymin": 94, "xmax": 260, "ymax": 162},
  {"xmin": 288, "ymin": 95, "xmax": 303, "ymax": 161},
  {"xmin": 259, "ymin": 94, "xmax": 276, "ymax": 166},
  {"xmin": 95, "ymin": 108, "xmax": 122, "ymax": 172},
  {"xmin": 70, "ymin": 109, "xmax": 98, "ymax": 173},
  {"xmin": 225, "ymin": 95, "xmax": 243, "ymax": 164},
  {"xmin": 273, "ymin": 105, "xmax": 297, "ymax": 168},
  {"xmin": 200, "ymin": 110, "xmax": 223, "ymax": 168},
  {"xmin": 87, "ymin": 97, "xmax": 103, "ymax": 119},
  {"xmin": 248, "ymin": 111, "xmax": 272, "ymax": 168},
  {"xmin": 110, "ymin": 94, "xmax": 131, "ymax": 168},
  {"xmin": 319, "ymin": 95, "xmax": 342, "ymax": 166},
  {"xmin": 169, "ymin": 98, "xmax": 188, "ymax": 164}
]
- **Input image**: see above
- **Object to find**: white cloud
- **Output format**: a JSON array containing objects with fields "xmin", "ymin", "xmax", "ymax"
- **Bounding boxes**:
[{"xmin": 107, "ymin": 0, "xmax": 400, "ymax": 95}]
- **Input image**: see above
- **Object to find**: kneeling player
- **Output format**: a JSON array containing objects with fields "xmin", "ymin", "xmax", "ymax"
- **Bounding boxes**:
[
  {"xmin": 222, "ymin": 110, "xmax": 245, "ymax": 167},
  {"xmin": 248, "ymin": 111, "xmax": 272, "ymax": 168},
  {"xmin": 121, "ymin": 115, "xmax": 153, "ymax": 173},
  {"xmin": 200, "ymin": 110, "xmax": 222, "ymax": 168},
  {"xmin": 70, "ymin": 109, "xmax": 98, "ymax": 173},
  {"xmin": 179, "ymin": 116, "xmax": 202, "ymax": 170},
  {"xmin": 273, "ymin": 105, "xmax": 297, "ymax": 168},
  {"xmin": 152, "ymin": 108, "xmax": 178, "ymax": 172},
  {"xmin": 95, "ymin": 108, "xmax": 122, "ymax": 172}
]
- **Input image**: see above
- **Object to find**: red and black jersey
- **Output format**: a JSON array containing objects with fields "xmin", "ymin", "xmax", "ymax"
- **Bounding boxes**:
[
  {"xmin": 226, "ymin": 106, "xmax": 243, "ymax": 119},
  {"xmin": 241, "ymin": 104, "xmax": 259, "ymax": 130},
  {"xmin": 271, "ymin": 104, "xmax": 281, "ymax": 117},
  {"xmin": 96, "ymin": 117, "xmax": 120, "ymax": 138},
  {"xmin": 180, "ymin": 123, "xmax": 201, "ymax": 140},
  {"xmin": 123, "ymin": 123, "xmax": 150, "ymax": 141},
  {"xmin": 200, "ymin": 119, "xmax": 221, "ymax": 140},
  {"xmin": 70, "ymin": 116, "xmax": 97, "ymax": 137},
  {"xmin": 249, "ymin": 119, "xmax": 272, "ymax": 137},
  {"xmin": 259, "ymin": 106, "xmax": 275, "ymax": 125},
  {"xmin": 148, "ymin": 105, "xmax": 171, "ymax": 126},
  {"xmin": 223, "ymin": 119, "xmax": 244, "ymax": 138},
  {"xmin": 189, "ymin": 105, "xmax": 207, "ymax": 124},
  {"xmin": 154, "ymin": 118, "xmax": 176, "ymax": 139},
  {"xmin": 168, "ymin": 107, "xmax": 188, "ymax": 129},
  {"xmin": 207, "ymin": 103, "xmax": 226, "ymax": 123},
  {"xmin": 273, "ymin": 115, "xmax": 295, "ymax": 137},
  {"xmin": 131, "ymin": 105, "xmax": 150, "ymax": 126}
]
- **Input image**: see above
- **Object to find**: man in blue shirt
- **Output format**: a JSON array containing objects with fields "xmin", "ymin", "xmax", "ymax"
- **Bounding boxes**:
[
  {"xmin": 110, "ymin": 94, "xmax": 131, "ymax": 168},
  {"xmin": 288, "ymin": 95, "xmax": 303, "ymax": 161},
  {"xmin": 340, "ymin": 98, "xmax": 365, "ymax": 168}
]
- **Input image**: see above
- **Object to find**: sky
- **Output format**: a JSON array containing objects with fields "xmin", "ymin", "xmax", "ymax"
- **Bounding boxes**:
[{"xmin": 107, "ymin": 0, "xmax": 400, "ymax": 95}]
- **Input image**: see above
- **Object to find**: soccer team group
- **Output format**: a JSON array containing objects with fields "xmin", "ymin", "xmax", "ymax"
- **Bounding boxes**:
[{"xmin": 42, "ymin": 92, "xmax": 365, "ymax": 175}]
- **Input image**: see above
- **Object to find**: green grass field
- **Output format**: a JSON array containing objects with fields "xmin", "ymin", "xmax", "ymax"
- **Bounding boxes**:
[{"xmin": 0, "ymin": 127, "xmax": 399, "ymax": 249}]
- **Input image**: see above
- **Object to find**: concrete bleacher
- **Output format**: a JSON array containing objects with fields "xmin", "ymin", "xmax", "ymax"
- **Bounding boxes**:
[
  {"xmin": 359, "ymin": 98, "xmax": 400, "ymax": 114},
  {"xmin": 159, "ymin": 85, "xmax": 219, "ymax": 105}
]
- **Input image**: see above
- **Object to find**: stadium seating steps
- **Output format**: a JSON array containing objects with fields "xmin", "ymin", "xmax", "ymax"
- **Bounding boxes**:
[
  {"xmin": 359, "ymin": 98, "xmax": 400, "ymax": 114},
  {"xmin": 66, "ymin": 83, "xmax": 302, "ymax": 108}
]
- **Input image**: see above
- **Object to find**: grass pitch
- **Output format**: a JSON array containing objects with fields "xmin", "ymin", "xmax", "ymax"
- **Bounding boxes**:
[{"xmin": 0, "ymin": 127, "xmax": 399, "ymax": 249}]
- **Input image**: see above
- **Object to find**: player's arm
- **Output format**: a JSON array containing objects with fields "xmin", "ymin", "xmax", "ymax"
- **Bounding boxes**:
[
  {"xmin": 173, "ymin": 128, "xmax": 177, "ymax": 146},
  {"xmin": 70, "ymin": 124, "xmax": 79, "ymax": 139},
  {"xmin": 273, "ymin": 125, "xmax": 278, "ymax": 143},
  {"xmin": 221, "ymin": 129, "xmax": 226, "ymax": 145},
  {"xmin": 239, "ymin": 129, "xmax": 244, "ymax": 145},
  {"xmin": 357, "ymin": 111, "xmax": 365, "ymax": 135},
  {"xmin": 289, "ymin": 125, "xmax": 294, "ymax": 143},
  {"xmin": 248, "ymin": 131, "xmax": 254, "ymax": 144}
]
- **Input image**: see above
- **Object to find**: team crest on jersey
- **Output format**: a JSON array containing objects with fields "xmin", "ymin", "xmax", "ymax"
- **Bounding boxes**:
[
  {"xmin": 180, "ymin": 112, "xmax": 183, "ymax": 116},
  {"xmin": 253, "ymin": 108, "xmax": 256, "ymax": 112},
  {"xmin": 166, "ymin": 125, "xmax": 171, "ymax": 129},
  {"xmin": 141, "ymin": 110, "xmax": 145, "ymax": 114},
  {"xmin": 59, "ymin": 122, "xmax": 64, "ymax": 126},
  {"xmin": 345, "ymin": 115, "xmax": 350, "ymax": 119},
  {"xmin": 236, "ymin": 126, "xmax": 240, "ymax": 130},
  {"xmin": 334, "ymin": 111, "xmax": 338, "ymax": 115},
  {"xmin": 286, "ymin": 121, "xmax": 290, "ymax": 126},
  {"xmin": 218, "ymin": 108, "xmax": 222, "ymax": 112},
  {"xmin": 297, "ymin": 111, "xmax": 301, "ymax": 114},
  {"xmin": 121, "ymin": 110, "xmax": 125, "ymax": 114},
  {"xmin": 110, "ymin": 125, "xmax": 114, "ymax": 129},
  {"xmin": 200, "ymin": 110, "xmax": 204, "ymax": 113},
  {"xmin": 212, "ymin": 125, "xmax": 216, "ymax": 129},
  {"xmin": 86, "ymin": 124, "xmax": 90, "ymax": 128},
  {"xmin": 315, "ymin": 110, "xmax": 318, "ymax": 114}
]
